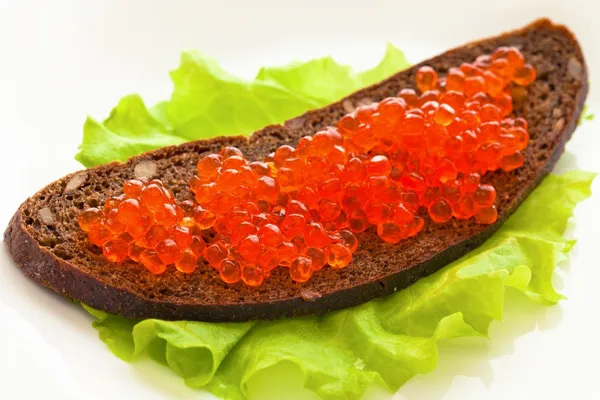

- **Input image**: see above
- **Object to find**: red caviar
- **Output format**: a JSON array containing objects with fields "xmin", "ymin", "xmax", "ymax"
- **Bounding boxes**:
[
  {"xmin": 80, "ymin": 46, "xmax": 535, "ymax": 286},
  {"xmin": 81, "ymin": 179, "xmax": 208, "ymax": 274}
]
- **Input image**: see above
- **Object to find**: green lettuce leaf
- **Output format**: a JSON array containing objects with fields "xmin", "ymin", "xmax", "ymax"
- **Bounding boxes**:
[
  {"xmin": 256, "ymin": 43, "xmax": 409, "ymax": 105},
  {"xmin": 75, "ymin": 45, "xmax": 410, "ymax": 167},
  {"xmin": 85, "ymin": 171, "xmax": 594, "ymax": 400},
  {"xmin": 581, "ymin": 104, "xmax": 595, "ymax": 124}
]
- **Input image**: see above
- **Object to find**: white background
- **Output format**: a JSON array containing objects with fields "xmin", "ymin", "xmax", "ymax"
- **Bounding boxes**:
[{"xmin": 0, "ymin": 1, "xmax": 599, "ymax": 399}]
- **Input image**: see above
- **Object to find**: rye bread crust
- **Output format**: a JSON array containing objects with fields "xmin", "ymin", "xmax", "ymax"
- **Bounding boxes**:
[{"xmin": 4, "ymin": 18, "xmax": 588, "ymax": 322}]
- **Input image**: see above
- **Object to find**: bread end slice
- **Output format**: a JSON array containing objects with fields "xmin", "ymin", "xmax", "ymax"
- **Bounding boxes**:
[{"xmin": 4, "ymin": 18, "xmax": 588, "ymax": 321}]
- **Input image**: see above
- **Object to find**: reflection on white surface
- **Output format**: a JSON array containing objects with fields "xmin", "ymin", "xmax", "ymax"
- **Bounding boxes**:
[{"xmin": 0, "ymin": 1, "xmax": 599, "ymax": 399}]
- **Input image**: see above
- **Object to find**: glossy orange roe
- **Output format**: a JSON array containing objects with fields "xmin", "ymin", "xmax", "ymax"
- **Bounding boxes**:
[
  {"xmin": 80, "ymin": 178, "xmax": 207, "ymax": 275},
  {"xmin": 81, "ymin": 46, "xmax": 535, "ymax": 286},
  {"xmin": 188, "ymin": 144, "xmax": 359, "ymax": 285}
]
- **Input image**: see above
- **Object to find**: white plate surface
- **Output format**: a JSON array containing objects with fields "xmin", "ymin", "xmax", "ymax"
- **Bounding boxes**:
[{"xmin": 1, "ymin": 1, "xmax": 599, "ymax": 399}]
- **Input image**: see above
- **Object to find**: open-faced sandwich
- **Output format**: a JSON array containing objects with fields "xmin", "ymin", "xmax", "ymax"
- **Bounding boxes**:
[{"xmin": 4, "ymin": 18, "xmax": 588, "ymax": 325}]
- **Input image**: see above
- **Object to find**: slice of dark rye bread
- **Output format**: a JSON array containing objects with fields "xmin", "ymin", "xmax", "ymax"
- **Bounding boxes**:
[{"xmin": 3, "ymin": 18, "xmax": 588, "ymax": 322}]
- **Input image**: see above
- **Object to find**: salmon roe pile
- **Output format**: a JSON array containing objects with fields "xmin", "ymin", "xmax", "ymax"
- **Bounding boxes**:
[
  {"xmin": 79, "ymin": 46, "xmax": 535, "ymax": 286},
  {"xmin": 188, "ymin": 145, "xmax": 358, "ymax": 285},
  {"xmin": 78, "ymin": 178, "xmax": 209, "ymax": 274}
]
